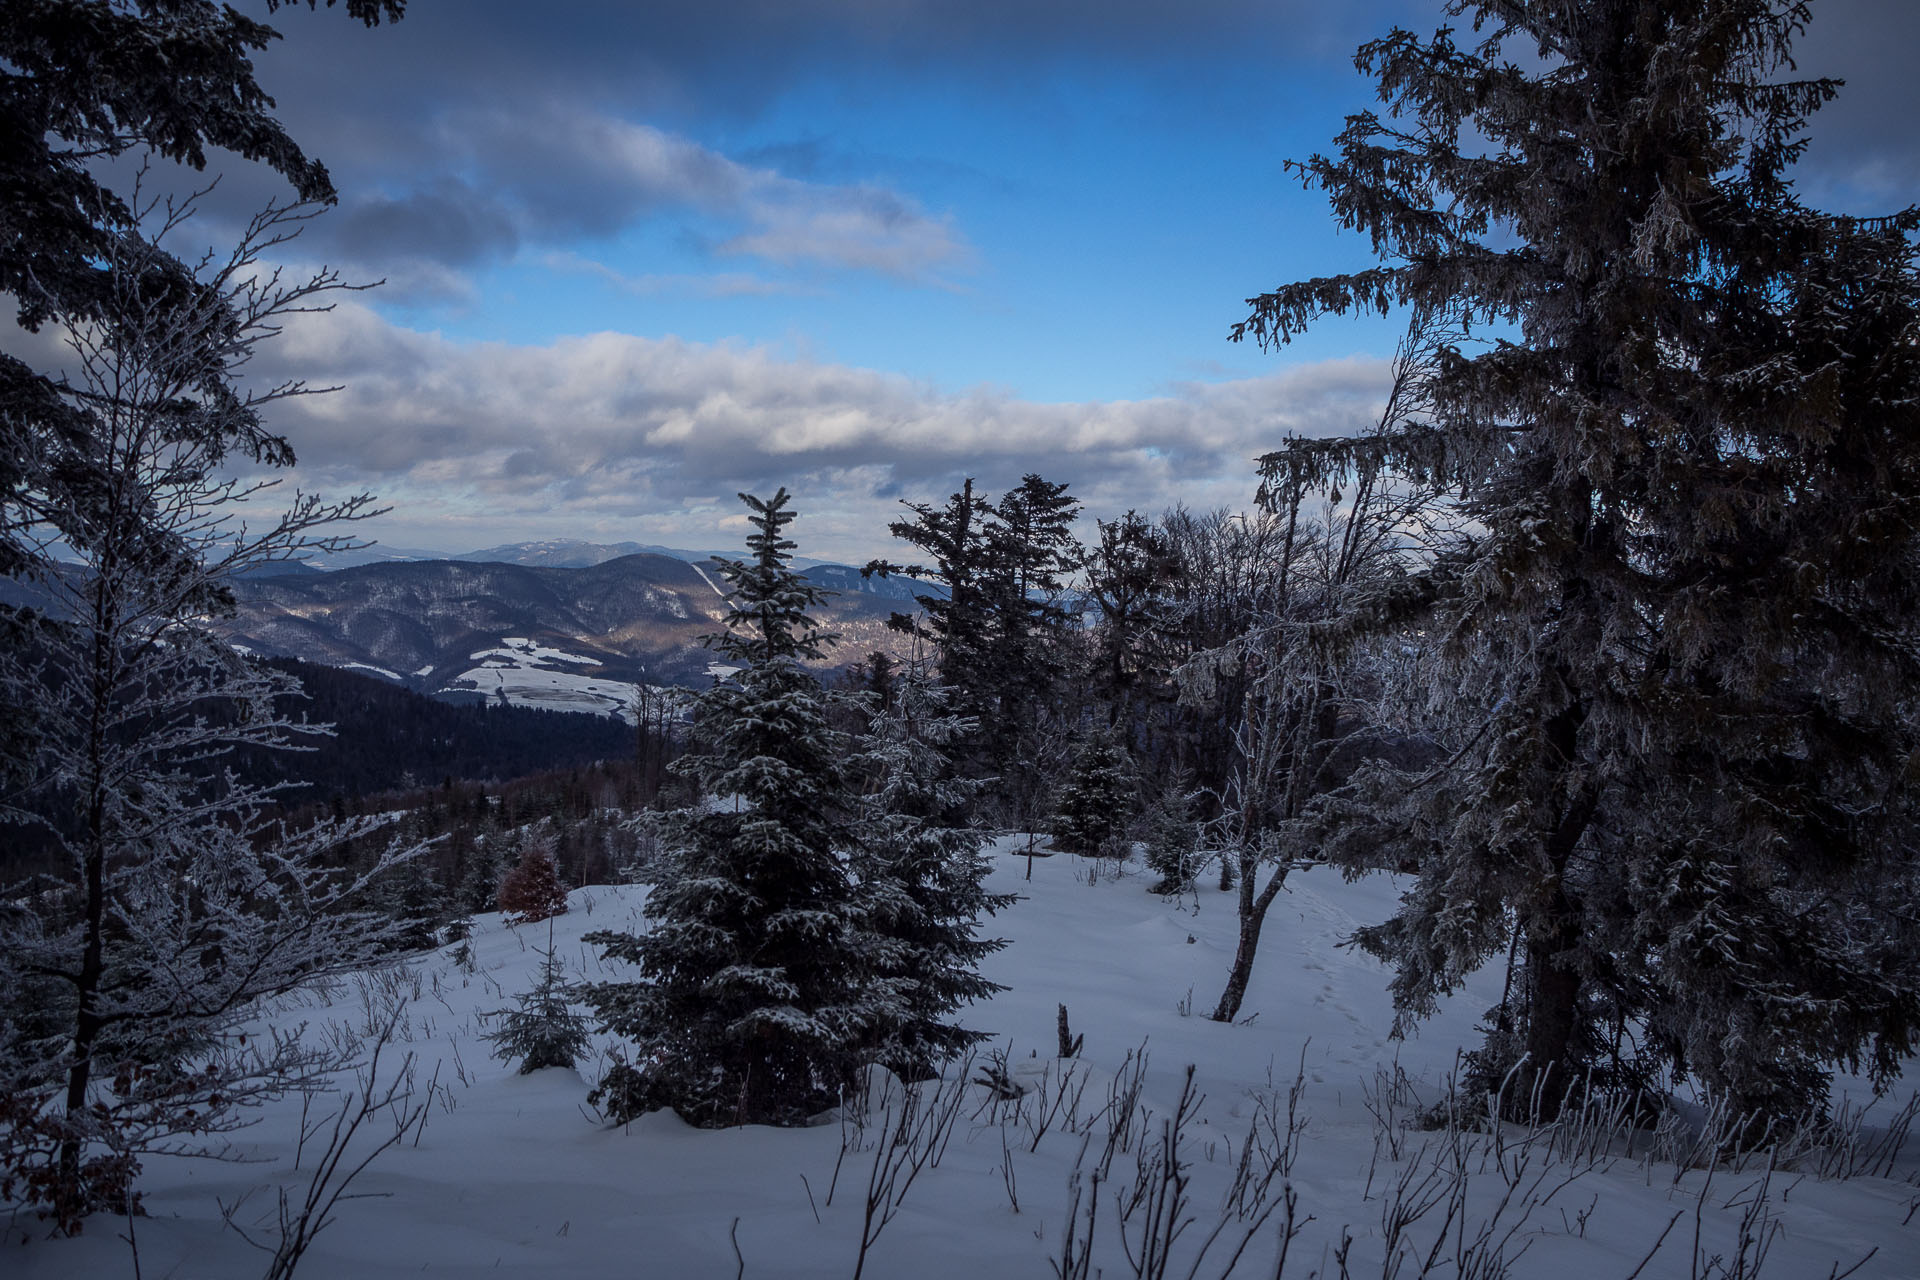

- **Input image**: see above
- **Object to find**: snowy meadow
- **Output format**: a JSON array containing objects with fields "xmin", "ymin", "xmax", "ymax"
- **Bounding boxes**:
[{"xmin": 8, "ymin": 839, "xmax": 1913, "ymax": 1280}]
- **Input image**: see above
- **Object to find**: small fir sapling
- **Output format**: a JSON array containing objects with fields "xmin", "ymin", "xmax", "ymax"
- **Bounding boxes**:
[
  {"xmin": 1139, "ymin": 773, "xmax": 1202, "ymax": 894},
  {"xmin": 496, "ymin": 838, "xmax": 569, "ymax": 924},
  {"xmin": 444, "ymin": 914, "xmax": 476, "ymax": 971},
  {"xmin": 1048, "ymin": 730, "xmax": 1138, "ymax": 856},
  {"xmin": 485, "ymin": 939, "xmax": 590, "ymax": 1075}
]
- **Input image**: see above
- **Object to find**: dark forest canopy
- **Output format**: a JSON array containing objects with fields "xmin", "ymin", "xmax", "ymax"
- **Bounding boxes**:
[{"xmin": 238, "ymin": 656, "xmax": 637, "ymax": 800}]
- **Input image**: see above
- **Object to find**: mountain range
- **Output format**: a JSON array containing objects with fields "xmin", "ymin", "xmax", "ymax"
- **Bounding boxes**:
[
  {"xmin": 293, "ymin": 537, "xmax": 828, "ymax": 571},
  {"xmin": 224, "ymin": 549, "xmax": 935, "ymax": 719}
]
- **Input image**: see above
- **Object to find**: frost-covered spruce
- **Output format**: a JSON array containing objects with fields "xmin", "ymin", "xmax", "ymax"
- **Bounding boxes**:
[
  {"xmin": 868, "ymin": 475, "xmax": 1081, "ymax": 816},
  {"xmin": 849, "ymin": 674, "xmax": 1014, "ymax": 1080},
  {"xmin": 1245, "ymin": 0, "xmax": 1920, "ymax": 1117},
  {"xmin": 1048, "ymin": 729, "xmax": 1137, "ymax": 856},
  {"xmin": 581, "ymin": 490, "xmax": 875, "ymax": 1127},
  {"xmin": 486, "ymin": 945, "xmax": 590, "ymax": 1075},
  {"xmin": 457, "ymin": 837, "xmax": 505, "ymax": 917},
  {"xmin": 1139, "ymin": 771, "xmax": 1201, "ymax": 895}
]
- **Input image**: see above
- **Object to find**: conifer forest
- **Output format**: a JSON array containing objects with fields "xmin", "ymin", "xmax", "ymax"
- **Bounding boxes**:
[{"xmin": 4, "ymin": 2, "xmax": 1920, "ymax": 1277}]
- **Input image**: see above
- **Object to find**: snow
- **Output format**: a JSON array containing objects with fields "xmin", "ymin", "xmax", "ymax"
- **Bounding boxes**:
[
  {"xmin": 444, "ymin": 636, "xmax": 642, "ymax": 720},
  {"xmin": 448, "ymin": 661, "xmax": 640, "ymax": 720},
  {"xmin": 340, "ymin": 662, "xmax": 403, "ymax": 681},
  {"xmin": 10, "ymin": 842, "xmax": 1915, "ymax": 1278},
  {"xmin": 470, "ymin": 638, "xmax": 601, "ymax": 667}
]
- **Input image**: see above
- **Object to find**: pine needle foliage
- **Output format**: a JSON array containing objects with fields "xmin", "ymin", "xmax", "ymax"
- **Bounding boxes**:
[
  {"xmin": 850, "ymin": 675, "xmax": 1013, "ymax": 1080},
  {"xmin": 1246, "ymin": 0, "xmax": 1920, "ymax": 1117},
  {"xmin": 486, "ymin": 946, "xmax": 590, "ymax": 1075},
  {"xmin": 581, "ymin": 490, "xmax": 873, "ymax": 1127}
]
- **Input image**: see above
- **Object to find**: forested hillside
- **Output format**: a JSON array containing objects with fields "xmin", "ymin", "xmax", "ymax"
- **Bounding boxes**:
[{"xmin": 234, "ymin": 657, "xmax": 637, "ymax": 801}]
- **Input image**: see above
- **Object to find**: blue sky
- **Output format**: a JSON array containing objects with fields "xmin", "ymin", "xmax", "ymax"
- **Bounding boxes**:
[{"xmin": 57, "ymin": 0, "xmax": 1920, "ymax": 562}]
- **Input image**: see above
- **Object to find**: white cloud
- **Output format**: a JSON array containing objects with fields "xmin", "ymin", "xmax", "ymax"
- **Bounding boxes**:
[{"xmin": 256, "ymin": 301, "xmax": 1392, "ymax": 561}]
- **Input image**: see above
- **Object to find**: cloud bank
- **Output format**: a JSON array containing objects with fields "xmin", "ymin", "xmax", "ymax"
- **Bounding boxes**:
[{"xmin": 258, "ymin": 302, "xmax": 1390, "ymax": 561}]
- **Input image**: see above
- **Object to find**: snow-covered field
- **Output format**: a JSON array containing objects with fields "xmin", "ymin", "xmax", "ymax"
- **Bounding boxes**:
[
  {"xmin": 446, "ymin": 637, "xmax": 644, "ymax": 721},
  {"xmin": 10, "ymin": 842, "xmax": 1915, "ymax": 1278}
]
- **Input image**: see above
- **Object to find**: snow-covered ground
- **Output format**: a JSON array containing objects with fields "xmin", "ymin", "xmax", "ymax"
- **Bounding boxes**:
[{"xmin": 9, "ymin": 842, "xmax": 1915, "ymax": 1278}]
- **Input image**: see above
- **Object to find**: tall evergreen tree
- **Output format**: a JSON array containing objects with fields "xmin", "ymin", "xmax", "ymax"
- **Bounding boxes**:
[
  {"xmin": 0, "ymin": 0, "xmax": 403, "ymax": 783},
  {"xmin": 988, "ymin": 475, "xmax": 1083, "ymax": 706},
  {"xmin": 0, "ymin": 190, "xmax": 419, "ymax": 1229},
  {"xmin": 1245, "ymin": 0, "xmax": 1920, "ymax": 1116},
  {"xmin": 1081, "ymin": 510, "xmax": 1180, "ymax": 735},
  {"xmin": 581, "ymin": 490, "xmax": 875, "ymax": 1127},
  {"xmin": 868, "ymin": 475, "xmax": 1083, "ymax": 819},
  {"xmin": 986, "ymin": 475, "xmax": 1084, "ymax": 816},
  {"xmin": 868, "ymin": 479, "xmax": 998, "ymax": 730}
]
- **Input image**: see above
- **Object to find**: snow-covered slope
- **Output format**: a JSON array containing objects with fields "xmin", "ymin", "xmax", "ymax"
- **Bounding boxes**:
[
  {"xmin": 12, "ymin": 845, "xmax": 1913, "ymax": 1278},
  {"xmin": 446, "ymin": 636, "xmax": 655, "ymax": 721}
]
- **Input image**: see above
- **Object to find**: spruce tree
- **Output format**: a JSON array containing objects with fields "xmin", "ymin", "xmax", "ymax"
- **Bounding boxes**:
[
  {"xmin": 867, "ymin": 475, "xmax": 1083, "ymax": 819},
  {"xmin": 1049, "ymin": 730, "xmax": 1138, "ymax": 857},
  {"xmin": 1245, "ymin": 0, "xmax": 1920, "ymax": 1116},
  {"xmin": 581, "ymin": 490, "xmax": 874, "ymax": 1126},
  {"xmin": 1139, "ymin": 771, "xmax": 1201, "ymax": 895},
  {"xmin": 851, "ymin": 675, "xmax": 1014, "ymax": 1080},
  {"xmin": 867, "ymin": 480, "xmax": 999, "ymax": 739},
  {"xmin": 986, "ymin": 475, "xmax": 1084, "ymax": 819},
  {"xmin": 379, "ymin": 859, "xmax": 449, "ymax": 953},
  {"xmin": 1082, "ymin": 511, "xmax": 1180, "ymax": 734},
  {"xmin": 458, "ymin": 837, "xmax": 505, "ymax": 917},
  {"xmin": 0, "ymin": 191, "xmax": 421, "ymax": 1229},
  {"xmin": 486, "ymin": 945, "xmax": 591, "ymax": 1075}
]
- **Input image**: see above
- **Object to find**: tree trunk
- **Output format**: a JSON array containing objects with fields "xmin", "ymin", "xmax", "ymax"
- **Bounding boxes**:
[
  {"xmin": 58, "ymin": 596, "xmax": 117, "ymax": 1220},
  {"xmin": 1520, "ymin": 887, "xmax": 1583, "ymax": 1119},
  {"xmin": 1514, "ymin": 694, "xmax": 1598, "ymax": 1120},
  {"xmin": 1210, "ymin": 851, "xmax": 1292, "ymax": 1023}
]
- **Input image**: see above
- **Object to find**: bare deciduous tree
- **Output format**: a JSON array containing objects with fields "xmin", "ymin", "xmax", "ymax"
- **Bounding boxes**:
[{"xmin": 1180, "ymin": 310, "xmax": 1463, "ymax": 1024}]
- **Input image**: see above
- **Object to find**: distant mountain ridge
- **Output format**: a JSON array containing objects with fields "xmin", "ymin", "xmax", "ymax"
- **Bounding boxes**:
[
  {"xmin": 450, "ymin": 539, "xmax": 748, "ymax": 569},
  {"xmin": 303, "ymin": 537, "xmax": 827, "ymax": 571},
  {"xmin": 223, "ymin": 552, "xmax": 934, "ymax": 717}
]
